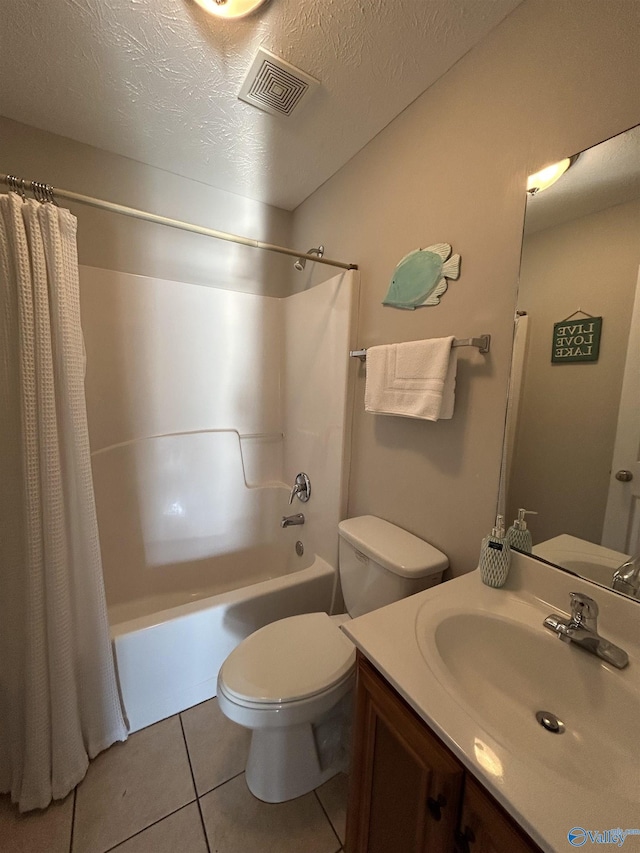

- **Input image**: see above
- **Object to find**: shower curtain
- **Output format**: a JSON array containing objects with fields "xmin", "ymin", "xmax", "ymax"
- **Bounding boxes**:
[{"xmin": 0, "ymin": 192, "xmax": 128, "ymax": 812}]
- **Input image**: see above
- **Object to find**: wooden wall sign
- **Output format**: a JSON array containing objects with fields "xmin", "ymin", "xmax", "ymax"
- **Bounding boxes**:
[{"xmin": 552, "ymin": 316, "xmax": 602, "ymax": 363}]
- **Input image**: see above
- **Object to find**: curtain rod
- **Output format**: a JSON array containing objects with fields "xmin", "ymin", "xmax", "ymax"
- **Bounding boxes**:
[{"xmin": 0, "ymin": 173, "xmax": 358, "ymax": 271}]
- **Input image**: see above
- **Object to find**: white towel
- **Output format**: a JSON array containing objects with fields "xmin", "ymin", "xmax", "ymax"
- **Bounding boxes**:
[{"xmin": 364, "ymin": 337, "xmax": 457, "ymax": 421}]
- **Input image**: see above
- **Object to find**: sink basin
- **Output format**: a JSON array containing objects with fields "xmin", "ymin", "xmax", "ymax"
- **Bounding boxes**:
[
  {"xmin": 532, "ymin": 534, "xmax": 629, "ymax": 588},
  {"xmin": 344, "ymin": 551, "xmax": 640, "ymax": 851},
  {"xmin": 415, "ymin": 598, "xmax": 638, "ymax": 801}
]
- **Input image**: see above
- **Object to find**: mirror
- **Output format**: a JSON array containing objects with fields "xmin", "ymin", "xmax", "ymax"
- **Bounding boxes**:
[{"xmin": 503, "ymin": 124, "xmax": 640, "ymax": 600}]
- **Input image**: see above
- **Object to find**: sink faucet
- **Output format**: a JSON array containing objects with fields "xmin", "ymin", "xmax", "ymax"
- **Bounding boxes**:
[
  {"xmin": 281, "ymin": 513, "xmax": 305, "ymax": 528},
  {"xmin": 612, "ymin": 555, "xmax": 640, "ymax": 598},
  {"xmin": 543, "ymin": 592, "xmax": 629, "ymax": 669}
]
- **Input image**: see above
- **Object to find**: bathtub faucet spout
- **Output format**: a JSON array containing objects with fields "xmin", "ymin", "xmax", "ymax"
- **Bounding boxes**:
[{"xmin": 281, "ymin": 513, "xmax": 305, "ymax": 528}]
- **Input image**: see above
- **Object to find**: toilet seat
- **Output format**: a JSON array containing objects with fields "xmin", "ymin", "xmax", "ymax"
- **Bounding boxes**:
[{"xmin": 219, "ymin": 612, "xmax": 355, "ymax": 705}]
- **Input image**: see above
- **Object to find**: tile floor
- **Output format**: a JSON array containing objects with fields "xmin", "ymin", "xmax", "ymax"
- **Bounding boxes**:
[{"xmin": 0, "ymin": 699, "xmax": 347, "ymax": 853}]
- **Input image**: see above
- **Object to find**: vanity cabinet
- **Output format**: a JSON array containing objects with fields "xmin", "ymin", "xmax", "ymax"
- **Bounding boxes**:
[{"xmin": 346, "ymin": 653, "xmax": 541, "ymax": 853}]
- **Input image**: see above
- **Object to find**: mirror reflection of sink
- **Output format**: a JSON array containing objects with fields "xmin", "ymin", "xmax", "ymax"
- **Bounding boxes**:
[
  {"xmin": 532, "ymin": 534, "xmax": 630, "ymax": 588},
  {"xmin": 415, "ymin": 598, "xmax": 638, "ymax": 802}
]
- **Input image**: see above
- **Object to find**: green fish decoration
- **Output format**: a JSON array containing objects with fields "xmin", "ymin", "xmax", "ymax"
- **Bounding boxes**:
[{"xmin": 383, "ymin": 243, "xmax": 461, "ymax": 309}]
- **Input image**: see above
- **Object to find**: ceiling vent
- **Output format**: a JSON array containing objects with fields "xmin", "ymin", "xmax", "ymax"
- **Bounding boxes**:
[{"xmin": 238, "ymin": 47, "xmax": 319, "ymax": 117}]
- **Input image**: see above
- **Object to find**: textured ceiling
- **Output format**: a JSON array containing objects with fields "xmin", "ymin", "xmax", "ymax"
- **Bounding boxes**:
[
  {"xmin": 525, "ymin": 124, "xmax": 640, "ymax": 234},
  {"xmin": 0, "ymin": 0, "xmax": 521, "ymax": 210}
]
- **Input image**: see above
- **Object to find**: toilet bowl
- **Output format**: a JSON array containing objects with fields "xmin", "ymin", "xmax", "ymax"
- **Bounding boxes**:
[
  {"xmin": 217, "ymin": 516, "xmax": 448, "ymax": 802},
  {"xmin": 217, "ymin": 612, "xmax": 355, "ymax": 802}
]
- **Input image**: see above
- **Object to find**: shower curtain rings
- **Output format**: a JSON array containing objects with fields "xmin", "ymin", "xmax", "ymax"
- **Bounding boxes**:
[
  {"xmin": 4, "ymin": 176, "xmax": 57, "ymax": 204},
  {"xmin": 37, "ymin": 182, "xmax": 46, "ymax": 203},
  {"xmin": 24, "ymin": 181, "xmax": 57, "ymax": 204},
  {"xmin": 8, "ymin": 176, "xmax": 27, "ymax": 199},
  {"xmin": 7, "ymin": 175, "xmax": 24, "ymax": 198}
]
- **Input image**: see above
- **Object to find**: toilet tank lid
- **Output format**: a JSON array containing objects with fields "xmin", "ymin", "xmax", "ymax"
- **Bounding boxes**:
[{"xmin": 338, "ymin": 515, "xmax": 448, "ymax": 578}]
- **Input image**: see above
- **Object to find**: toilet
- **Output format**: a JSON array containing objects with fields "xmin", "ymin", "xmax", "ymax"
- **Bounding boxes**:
[{"xmin": 216, "ymin": 515, "xmax": 448, "ymax": 802}]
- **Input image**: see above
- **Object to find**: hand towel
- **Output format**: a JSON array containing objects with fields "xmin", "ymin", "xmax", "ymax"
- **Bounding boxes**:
[{"xmin": 364, "ymin": 337, "xmax": 457, "ymax": 421}]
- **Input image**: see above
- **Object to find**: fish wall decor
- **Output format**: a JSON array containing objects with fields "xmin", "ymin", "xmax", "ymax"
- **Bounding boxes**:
[{"xmin": 383, "ymin": 243, "xmax": 461, "ymax": 309}]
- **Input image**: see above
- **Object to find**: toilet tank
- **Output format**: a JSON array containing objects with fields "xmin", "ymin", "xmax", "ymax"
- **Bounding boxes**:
[{"xmin": 338, "ymin": 515, "xmax": 448, "ymax": 618}]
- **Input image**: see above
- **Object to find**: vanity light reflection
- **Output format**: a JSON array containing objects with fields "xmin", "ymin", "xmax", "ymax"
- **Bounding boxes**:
[
  {"xmin": 192, "ymin": 0, "xmax": 268, "ymax": 18},
  {"xmin": 473, "ymin": 738, "xmax": 503, "ymax": 778},
  {"xmin": 526, "ymin": 157, "xmax": 575, "ymax": 196}
]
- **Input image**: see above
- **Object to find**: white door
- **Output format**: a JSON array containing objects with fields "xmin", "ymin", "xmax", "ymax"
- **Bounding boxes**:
[{"xmin": 602, "ymin": 267, "xmax": 640, "ymax": 555}]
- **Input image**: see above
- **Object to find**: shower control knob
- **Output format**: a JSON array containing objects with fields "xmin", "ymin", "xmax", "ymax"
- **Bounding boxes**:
[
  {"xmin": 289, "ymin": 473, "xmax": 311, "ymax": 503},
  {"xmin": 615, "ymin": 470, "xmax": 633, "ymax": 482}
]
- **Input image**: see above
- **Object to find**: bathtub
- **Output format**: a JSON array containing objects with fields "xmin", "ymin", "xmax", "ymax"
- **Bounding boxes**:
[
  {"xmin": 110, "ymin": 551, "xmax": 336, "ymax": 733},
  {"xmin": 93, "ymin": 431, "xmax": 339, "ymax": 731}
]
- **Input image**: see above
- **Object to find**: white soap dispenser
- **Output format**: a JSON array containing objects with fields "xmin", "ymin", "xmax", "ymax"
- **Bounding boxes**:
[
  {"xmin": 506, "ymin": 509, "xmax": 537, "ymax": 553},
  {"xmin": 479, "ymin": 514, "xmax": 511, "ymax": 588}
]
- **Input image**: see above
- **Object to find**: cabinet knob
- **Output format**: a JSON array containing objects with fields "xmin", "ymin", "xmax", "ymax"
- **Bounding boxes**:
[
  {"xmin": 615, "ymin": 470, "xmax": 633, "ymax": 482},
  {"xmin": 455, "ymin": 826, "xmax": 476, "ymax": 853},
  {"xmin": 427, "ymin": 793, "xmax": 447, "ymax": 821}
]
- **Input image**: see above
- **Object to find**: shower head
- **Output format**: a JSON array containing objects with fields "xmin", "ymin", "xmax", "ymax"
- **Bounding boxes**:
[{"xmin": 294, "ymin": 245, "xmax": 324, "ymax": 271}]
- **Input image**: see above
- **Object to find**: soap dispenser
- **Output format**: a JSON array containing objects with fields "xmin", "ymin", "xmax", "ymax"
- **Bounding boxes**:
[
  {"xmin": 479, "ymin": 514, "xmax": 511, "ymax": 588},
  {"xmin": 506, "ymin": 509, "xmax": 537, "ymax": 553}
]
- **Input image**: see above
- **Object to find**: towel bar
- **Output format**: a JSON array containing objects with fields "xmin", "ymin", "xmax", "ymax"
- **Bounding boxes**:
[{"xmin": 349, "ymin": 334, "xmax": 491, "ymax": 362}]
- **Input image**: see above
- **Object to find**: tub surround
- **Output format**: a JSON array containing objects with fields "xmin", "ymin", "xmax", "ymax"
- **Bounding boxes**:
[
  {"xmin": 342, "ymin": 550, "xmax": 639, "ymax": 852},
  {"xmin": 80, "ymin": 267, "xmax": 357, "ymax": 731},
  {"xmin": 83, "ymin": 267, "xmax": 358, "ymax": 578}
]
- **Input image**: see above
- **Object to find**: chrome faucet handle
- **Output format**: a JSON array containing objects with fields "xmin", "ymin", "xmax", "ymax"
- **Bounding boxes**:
[
  {"xmin": 288, "ymin": 472, "xmax": 311, "ymax": 504},
  {"xmin": 612, "ymin": 555, "xmax": 640, "ymax": 596},
  {"xmin": 288, "ymin": 484, "xmax": 299, "ymax": 504},
  {"xmin": 544, "ymin": 592, "xmax": 628, "ymax": 669},
  {"xmin": 569, "ymin": 592, "xmax": 599, "ymax": 631}
]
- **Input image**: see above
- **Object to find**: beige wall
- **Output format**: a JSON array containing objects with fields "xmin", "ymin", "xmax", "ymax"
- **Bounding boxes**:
[
  {"xmin": 292, "ymin": 0, "xmax": 640, "ymax": 576},
  {"xmin": 1, "ymin": 115, "xmax": 293, "ymax": 297},
  {"xmin": 508, "ymin": 199, "xmax": 640, "ymax": 544}
]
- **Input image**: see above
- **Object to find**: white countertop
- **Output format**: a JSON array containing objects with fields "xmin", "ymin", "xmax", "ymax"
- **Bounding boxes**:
[{"xmin": 342, "ymin": 550, "xmax": 640, "ymax": 853}]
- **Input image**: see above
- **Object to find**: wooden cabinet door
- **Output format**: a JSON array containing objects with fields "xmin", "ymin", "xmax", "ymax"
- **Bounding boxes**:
[
  {"xmin": 456, "ymin": 777, "xmax": 541, "ymax": 853},
  {"xmin": 346, "ymin": 654, "xmax": 464, "ymax": 853}
]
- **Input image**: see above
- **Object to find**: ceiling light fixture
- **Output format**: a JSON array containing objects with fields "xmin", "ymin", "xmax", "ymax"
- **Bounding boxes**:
[
  {"xmin": 193, "ymin": 0, "xmax": 268, "ymax": 19},
  {"xmin": 526, "ymin": 155, "xmax": 578, "ymax": 196}
]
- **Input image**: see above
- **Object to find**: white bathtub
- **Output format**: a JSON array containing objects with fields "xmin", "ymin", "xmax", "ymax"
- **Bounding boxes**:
[
  {"xmin": 93, "ymin": 431, "xmax": 339, "ymax": 731},
  {"xmin": 110, "ymin": 552, "xmax": 336, "ymax": 733}
]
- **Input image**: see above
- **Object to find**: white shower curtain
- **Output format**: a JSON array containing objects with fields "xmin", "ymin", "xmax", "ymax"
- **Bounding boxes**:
[{"xmin": 0, "ymin": 192, "xmax": 128, "ymax": 812}]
